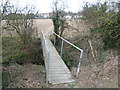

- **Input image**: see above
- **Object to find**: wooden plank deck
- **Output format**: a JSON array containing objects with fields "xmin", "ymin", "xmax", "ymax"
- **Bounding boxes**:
[{"xmin": 41, "ymin": 37, "xmax": 74, "ymax": 84}]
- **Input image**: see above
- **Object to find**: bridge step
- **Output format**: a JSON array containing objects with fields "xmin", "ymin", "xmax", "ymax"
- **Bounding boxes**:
[{"xmin": 49, "ymin": 79, "xmax": 75, "ymax": 84}]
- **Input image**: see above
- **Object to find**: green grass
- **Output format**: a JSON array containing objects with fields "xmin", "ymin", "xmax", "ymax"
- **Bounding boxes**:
[
  {"xmin": 2, "ymin": 36, "xmax": 43, "ymax": 65},
  {"xmin": 97, "ymin": 52, "xmax": 108, "ymax": 63},
  {"xmin": 15, "ymin": 53, "xmax": 27, "ymax": 59},
  {"xmin": 2, "ymin": 36, "xmax": 20, "ymax": 56},
  {"xmin": 2, "ymin": 36, "xmax": 30, "ymax": 64},
  {"xmin": 62, "ymin": 52, "xmax": 74, "ymax": 68},
  {"xmin": 2, "ymin": 72, "xmax": 10, "ymax": 88},
  {"xmin": 2, "ymin": 59, "xmax": 10, "ymax": 65}
]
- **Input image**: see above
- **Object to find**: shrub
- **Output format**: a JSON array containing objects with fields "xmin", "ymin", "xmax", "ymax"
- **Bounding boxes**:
[
  {"xmin": 100, "ymin": 14, "xmax": 120, "ymax": 49},
  {"xmin": 82, "ymin": 1, "xmax": 120, "ymax": 49}
]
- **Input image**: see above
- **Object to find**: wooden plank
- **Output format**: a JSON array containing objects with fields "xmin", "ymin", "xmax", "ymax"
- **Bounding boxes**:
[
  {"xmin": 49, "ymin": 79, "xmax": 75, "ymax": 84},
  {"xmin": 49, "ymin": 71, "xmax": 70, "ymax": 74},
  {"xmin": 48, "ymin": 74, "xmax": 71, "ymax": 77}
]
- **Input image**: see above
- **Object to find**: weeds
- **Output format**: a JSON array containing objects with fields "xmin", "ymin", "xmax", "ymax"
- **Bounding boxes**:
[
  {"xmin": 2, "ymin": 36, "xmax": 43, "ymax": 65},
  {"xmin": 97, "ymin": 52, "xmax": 108, "ymax": 63},
  {"xmin": 2, "ymin": 72, "xmax": 10, "ymax": 88},
  {"xmin": 2, "ymin": 59, "xmax": 10, "ymax": 65}
]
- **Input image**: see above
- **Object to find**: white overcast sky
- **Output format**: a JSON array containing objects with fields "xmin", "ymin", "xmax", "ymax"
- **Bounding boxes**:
[{"xmin": 4, "ymin": 0, "xmax": 118, "ymax": 13}]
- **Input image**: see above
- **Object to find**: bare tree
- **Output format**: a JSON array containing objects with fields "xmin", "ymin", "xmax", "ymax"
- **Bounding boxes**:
[
  {"xmin": 2, "ymin": 1, "xmax": 37, "ymax": 45},
  {"xmin": 1, "ymin": 0, "xmax": 12, "ymax": 20}
]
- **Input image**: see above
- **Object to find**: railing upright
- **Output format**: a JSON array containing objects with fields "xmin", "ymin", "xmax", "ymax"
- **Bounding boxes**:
[
  {"xmin": 60, "ymin": 40, "xmax": 64, "ymax": 56},
  {"xmin": 52, "ymin": 31, "xmax": 83, "ymax": 77}
]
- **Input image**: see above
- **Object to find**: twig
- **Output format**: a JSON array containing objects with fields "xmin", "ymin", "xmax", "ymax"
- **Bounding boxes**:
[{"xmin": 88, "ymin": 39, "xmax": 96, "ymax": 61}]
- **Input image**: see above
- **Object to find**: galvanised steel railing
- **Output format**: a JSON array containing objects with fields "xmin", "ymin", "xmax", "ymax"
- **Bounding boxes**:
[
  {"xmin": 41, "ymin": 31, "xmax": 50, "ymax": 85},
  {"xmin": 52, "ymin": 31, "xmax": 83, "ymax": 77}
]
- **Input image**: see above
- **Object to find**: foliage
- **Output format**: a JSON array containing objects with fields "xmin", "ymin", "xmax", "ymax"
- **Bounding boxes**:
[
  {"xmin": 2, "ymin": 59, "xmax": 10, "ymax": 65},
  {"xmin": 100, "ymin": 13, "xmax": 120, "ymax": 49},
  {"xmin": 82, "ymin": 1, "xmax": 120, "ymax": 49},
  {"xmin": 62, "ymin": 57, "xmax": 73, "ymax": 69}
]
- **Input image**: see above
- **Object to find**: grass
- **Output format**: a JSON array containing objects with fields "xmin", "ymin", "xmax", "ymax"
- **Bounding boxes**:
[
  {"xmin": 2, "ymin": 37, "xmax": 27, "ymax": 64},
  {"xmin": 2, "ymin": 72, "xmax": 10, "ymax": 88},
  {"xmin": 2, "ymin": 59, "xmax": 10, "ymax": 65},
  {"xmin": 2, "ymin": 36, "xmax": 21, "ymax": 64},
  {"xmin": 97, "ymin": 51, "xmax": 109, "ymax": 63},
  {"xmin": 2, "ymin": 35, "xmax": 44, "ymax": 88},
  {"xmin": 62, "ymin": 51, "xmax": 75, "ymax": 68},
  {"xmin": 2, "ymin": 36, "xmax": 42, "ymax": 65}
]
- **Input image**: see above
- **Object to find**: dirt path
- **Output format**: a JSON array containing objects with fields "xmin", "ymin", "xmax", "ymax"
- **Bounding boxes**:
[{"xmin": 34, "ymin": 19, "xmax": 54, "ymax": 37}]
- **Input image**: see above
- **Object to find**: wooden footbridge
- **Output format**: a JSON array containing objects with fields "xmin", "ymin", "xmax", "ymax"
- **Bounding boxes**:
[
  {"xmin": 36, "ymin": 19, "xmax": 83, "ymax": 85},
  {"xmin": 41, "ymin": 31, "xmax": 83, "ymax": 85}
]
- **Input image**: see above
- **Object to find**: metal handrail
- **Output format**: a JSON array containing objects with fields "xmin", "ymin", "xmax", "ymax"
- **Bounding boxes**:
[
  {"xmin": 52, "ymin": 31, "xmax": 83, "ymax": 77},
  {"xmin": 41, "ymin": 31, "xmax": 50, "ymax": 85}
]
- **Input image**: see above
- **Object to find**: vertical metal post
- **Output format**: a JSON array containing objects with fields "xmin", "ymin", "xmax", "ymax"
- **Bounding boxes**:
[
  {"xmin": 45, "ymin": 41, "xmax": 48, "ymax": 85},
  {"xmin": 46, "ymin": 63, "xmax": 48, "ymax": 85},
  {"xmin": 53, "ymin": 31, "xmax": 84, "ymax": 77},
  {"xmin": 54, "ymin": 35, "xmax": 56, "ymax": 46},
  {"xmin": 76, "ymin": 52, "xmax": 83, "ymax": 77},
  {"xmin": 60, "ymin": 40, "xmax": 64, "ymax": 56},
  {"xmin": 76, "ymin": 61, "xmax": 81, "ymax": 77},
  {"xmin": 46, "ymin": 52, "xmax": 50, "ymax": 85}
]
